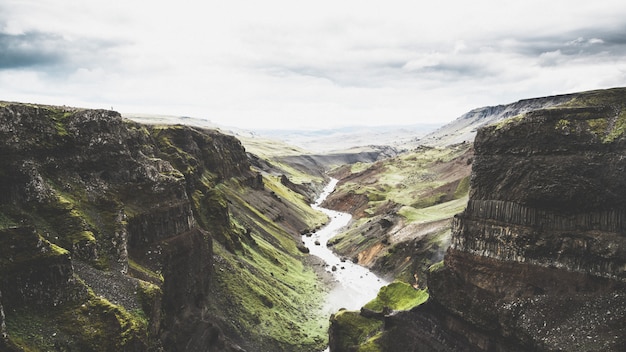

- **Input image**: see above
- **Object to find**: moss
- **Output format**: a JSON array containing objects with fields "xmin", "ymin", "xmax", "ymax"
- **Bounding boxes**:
[
  {"xmin": 494, "ymin": 113, "xmax": 525, "ymax": 130},
  {"xmin": 363, "ymin": 281, "xmax": 429, "ymax": 312},
  {"xmin": 333, "ymin": 143, "xmax": 471, "ymax": 218},
  {"xmin": 263, "ymin": 175, "xmax": 327, "ymax": 227},
  {"xmin": 330, "ymin": 310, "xmax": 383, "ymax": 351},
  {"xmin": 411, "ymin": 193, "xmax": 447, "ymax": 208},
  {"xmin": 209, "ymin": 241, "xmax": 328, "ymax": 351},
  {"xmin": 358, "ymin": 332, "xmax": 384, "ymax": 352},
  {"xmin": 5, "ymin": 293, "xmax": 147, "ymax": 351},
  {"xmin": 129, "ymin": 259, "xmax": 164, "ymax": 284},
  {"xmin": 454, "ymin": 176, "xmax": 470, "ymax": 199},
  {"xmin": 555, "ymin": 87, "xmax": 626, "ymax": 142},
  {"xmin": 428, "ymin": 260, "xmax": 445, "ymax": 272},
  {"xmin": 398, "ymin": 196, "xmax": 468, "ymax": 223},
  {"xmin": 367, "ymin": 192, "xmax": 386, "ymax": 202},
  {"xmin": 555, "ymin": 119, "xmax": 570, "ymax": 130},
  {"xmin": 587, "ymin": 118, "xmax": 609, "ymax": 138}
]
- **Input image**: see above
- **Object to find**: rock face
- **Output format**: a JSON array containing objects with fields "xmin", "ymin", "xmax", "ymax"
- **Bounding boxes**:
[
  {"xmin": 0, "ymin": 103, "xmax": 257, "ymax": 350},
  {"xmin": 0, "ymin": 227, "xmax": 87, "ymax": 307},
  {"xmin": 365, "ymin": 102, "xmax": 626, "ymax": 351},
  {"xmin": 0, "ymin": 290, "xmax": 6, "ymax": 339}
]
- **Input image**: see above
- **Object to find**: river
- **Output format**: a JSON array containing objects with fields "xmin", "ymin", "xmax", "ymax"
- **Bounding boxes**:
[{"xmin": 302, "ymin": 178, "xmax": 388, "ymax": 315}]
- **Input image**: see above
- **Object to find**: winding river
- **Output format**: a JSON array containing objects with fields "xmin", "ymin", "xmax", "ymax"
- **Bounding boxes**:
[{"xmin": 302, "ymin": 179, "xmax": 388, "ymax": 315}]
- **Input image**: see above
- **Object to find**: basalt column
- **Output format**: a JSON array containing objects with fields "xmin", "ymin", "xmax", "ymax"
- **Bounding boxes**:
[{"xmin": 383, "ymin": 107, "xmax": 626, "ymax": 352}]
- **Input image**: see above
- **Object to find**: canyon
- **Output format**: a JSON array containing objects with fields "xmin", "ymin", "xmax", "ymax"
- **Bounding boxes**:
[
  {"xmin": 328, "ymin": 88, "xmax": 626, "ymax": 351},
  {"xmin": 1, "ymin": 87, "xmax": 626, "ymax": 351},
  {"xmin": 0, "ymin": 103, "xmax": 331, "ymax": 351}
]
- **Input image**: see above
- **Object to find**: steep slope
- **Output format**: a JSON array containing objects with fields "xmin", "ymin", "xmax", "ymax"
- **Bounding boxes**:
[
  {"xmin": 337, "ymin": 88, "xmax": 626, "ymax": 351},
  {"xmin": 0, "ymin": 103, "xmax": 330, "ymax": 351},
  {"xmin": 322, "ymin": 143, "xmax": 473, "ymax": 284}
]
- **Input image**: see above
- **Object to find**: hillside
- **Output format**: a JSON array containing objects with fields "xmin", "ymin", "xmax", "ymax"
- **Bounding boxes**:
[
  {"xmin": 328, "ymin": 87, "xmax": 626, "ymax": 351},
  {"xmin": 0, "ymin": 103, "xmax": 331, "ymax": 351},
  {"xmin": 417, "ymin": 91, "xmax": 580, "ymax": 147},
  {"xmin": 321, "ymin": 142, "xmax": 473, "ymax": 285}
]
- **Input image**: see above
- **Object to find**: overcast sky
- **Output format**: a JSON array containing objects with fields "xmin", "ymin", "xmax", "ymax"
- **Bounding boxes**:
[{"xmin": 1, "ymin": 1, "xmax": 626, "ymax": 130}]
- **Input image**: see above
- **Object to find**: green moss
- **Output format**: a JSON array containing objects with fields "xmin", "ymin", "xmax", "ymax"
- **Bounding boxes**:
[
  {"xmin": 358, "ymin": 332, "xmax": 384, "ymax": 352},
  {"xmin": 5, "ymin": 293, "xmax": 147, "ymax": 351},
  {"xmin": 428, "ymin": 260, "xmax": 445, "ymax": 272},
  {"xmin": 454, "ymin": 176, "xmax": 470, "ymax": 198},
  {"xmin": 555, "ymin": 119, "xmax": 570, "ymax": 130},
  {"xmin": 209, "ymin": 241, "xmax": 328, "ymax": 350},
  {"xmin": 49, "ymin": 110, "xmax": 72, "ymax": 137},
  {"xmin": 399, "ymin": 196, "xmax": 468, "ymax": 223},
  {"xmin": 494, "ymin": 113, "xmax": 525, "ymax": 130},
  {"xmin": 264, "ymin": 175, "xmax": 327, "ymax": 227},
  {"xmin": 330, "ymin": 310, "xmax": 383, "ymax": 351},
  {"xmin": 587, "ymin": 118, "xmax": 609, "ymax": 138},
  {"xmin": 367, "ymin": 192, "xmax": 386, "ymax": 202},
  {"xmin": 129, "ymin": 259, "xmax": 164, "ymax": 284},
  {"xmin": 411, "ymin": 193, "xmax": 447, "ymax": 208},
  {"xmin": 363, "ymin": 281, "xmax": 429, "ymax": 312}
]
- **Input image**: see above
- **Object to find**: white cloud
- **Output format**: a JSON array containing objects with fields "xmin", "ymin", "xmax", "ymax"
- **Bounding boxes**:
[{"xmin": 1, "ymin": 0, "xmax": 626, "ymax": 129}]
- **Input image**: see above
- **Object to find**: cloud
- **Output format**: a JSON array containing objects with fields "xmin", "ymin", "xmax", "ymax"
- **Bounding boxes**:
[
  {"xmin": 0, "ymin": 32, "xmax": 65, "ymax": 69},
  {"xmin": 1, "ymin": 0, "xmax": 626, "ymax": 129}
]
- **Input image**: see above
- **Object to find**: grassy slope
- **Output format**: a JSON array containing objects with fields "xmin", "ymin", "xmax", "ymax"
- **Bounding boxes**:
[
  {"xmin": 205, "ymin": 173, "xmax": 331, "ymax": 351},
  {"xmin": 327, "ymin": 143, "xmax": 473, "ymax": 283},
  {"xmin": 328, "ymin": 87, "xmax": 626, "ymax": 352},
  {"xmin": 238, "ymin": 134, "xmax": 327, "ymax": 185},
  {"xmin": 0, "ymin": 104, "xmax": 332, "ymax": 351},
  {"xmin": 323, "ymin": 144, "xmax": 473, "ymax": 352}
]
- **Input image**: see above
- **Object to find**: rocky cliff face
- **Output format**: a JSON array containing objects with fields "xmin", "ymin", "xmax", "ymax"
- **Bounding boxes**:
[
  {"xmin": 338, "ymin": 89, "xmax": 626, "ymax": 351},
  {"xmin": 0, "ymin": 103, "xmax": 260, "ymax": 350}
]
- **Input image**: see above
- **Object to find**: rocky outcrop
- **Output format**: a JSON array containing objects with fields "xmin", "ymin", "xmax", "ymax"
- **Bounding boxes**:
[
  {"xmin": 0, "ymin": 227, "xmax": 87, "ymax": 307},
  {"xmin": 0, "ymin": 103, "xmax": 258, "ymax": 351},
  {"xmin": 359, "ymin": 98, "xmax": 626, "ymax": 351}
]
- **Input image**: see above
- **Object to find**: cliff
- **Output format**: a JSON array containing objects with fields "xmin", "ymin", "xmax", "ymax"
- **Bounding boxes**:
[
  {"xmin": 0, "ymin": 102, "xmax": 329, "ymax": 351},
  {"xmin": 418, "ymin": 92, "xmax": 578, "ymax": 147},
  {"xmin": 329, "ymin": 87, "xmax": 626, "ymax": 351}
]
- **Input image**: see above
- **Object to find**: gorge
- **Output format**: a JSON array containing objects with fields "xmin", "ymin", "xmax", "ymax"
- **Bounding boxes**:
[
  {"xmin": 327, "ymin": 88, "xmax": 626, "ymax": 351},
  {"xmin": 1, "ymin": 87, "xmax": 626, "ymax": 352}
]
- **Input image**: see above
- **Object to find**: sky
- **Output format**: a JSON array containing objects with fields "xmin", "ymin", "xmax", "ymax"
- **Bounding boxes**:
[{"xmin": 1, "ymin": 0, "xmax": 626, "ymax": 130}]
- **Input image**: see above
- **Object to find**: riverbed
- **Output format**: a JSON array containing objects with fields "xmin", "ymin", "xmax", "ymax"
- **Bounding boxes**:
[{"xmin": 302, "ymin": 179, "xmax": 388, "ymax": 315}]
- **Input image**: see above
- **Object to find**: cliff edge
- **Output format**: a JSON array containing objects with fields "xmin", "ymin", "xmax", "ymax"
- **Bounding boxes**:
[
  {"xmin": 343, "ymin": 88, "xmax": 626, "ymax": 351},
  {"xmin": 0, "ymin": 102, "xmax": 329, "ymax": 351}
]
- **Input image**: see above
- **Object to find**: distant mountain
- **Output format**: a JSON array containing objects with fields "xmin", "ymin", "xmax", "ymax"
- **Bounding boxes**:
[
  {"xmin": 417, "ymin": 93, "xmax": 579, "ymax": 146},
  {"xmin": 250, "ymin": 124, "xmax": 442, "ymax": 153}
]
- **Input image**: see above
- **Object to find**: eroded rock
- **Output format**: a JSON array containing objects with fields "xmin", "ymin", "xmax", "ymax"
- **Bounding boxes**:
[{"xmin": 353, "ymin": 101, "xmax": 626, "ymax": 351}]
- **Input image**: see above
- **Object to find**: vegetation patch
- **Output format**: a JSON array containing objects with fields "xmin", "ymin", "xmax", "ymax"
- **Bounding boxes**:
[
  {"xmin": 5, "ymin": 293, "xmax": 148, "ymax": 351},
  {"xmin": 428, "ymin": 260, "xmax": 445, "ymax": 272},
  {"xmin": 363, "ymin": 281, "xmax": 429, "ymax": 312},
  {"xmin": 398, "ymin": 196, "xmax": 468, "ymax": 224},
  {"xmin": 209, "ymin": 242, "xmax": 328, "ymax": 351},
  {"xmin": 330, "ymin": 310, "xmax": 383, "ymax": 352}
]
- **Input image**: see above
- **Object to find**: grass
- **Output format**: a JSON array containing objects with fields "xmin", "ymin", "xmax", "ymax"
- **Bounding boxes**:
[
  {"xmin": 204, "ymin": 175, "xmax": 331, "ymax": 351},
  {"xmin": 330, "ymin": 310, "xmax": 384, "ymax": 351},
  {"xmin": 398, "ymin": 196, "xmax": 468, "ymax": 223},
  {"xmin": 129, "ymin": 259, "xmax": 164, "ymax": 284},
  {"xmin": 5, "ymin": 292, "xmax": 148, "ymax": 351},
  {"xmin": 264, "ymin": 175, "xmax": 328, "ymax": 227},
  {"xmin": 334, "ymin": 144, "xmax": 471, "ymax": 213},
  {"xmin": 364, "ymin": 281, "xmax": 429, "ymax": 312},
  {"xmin": 210, "ymin": 241, "xmax": 328, "ymax": 351}
]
